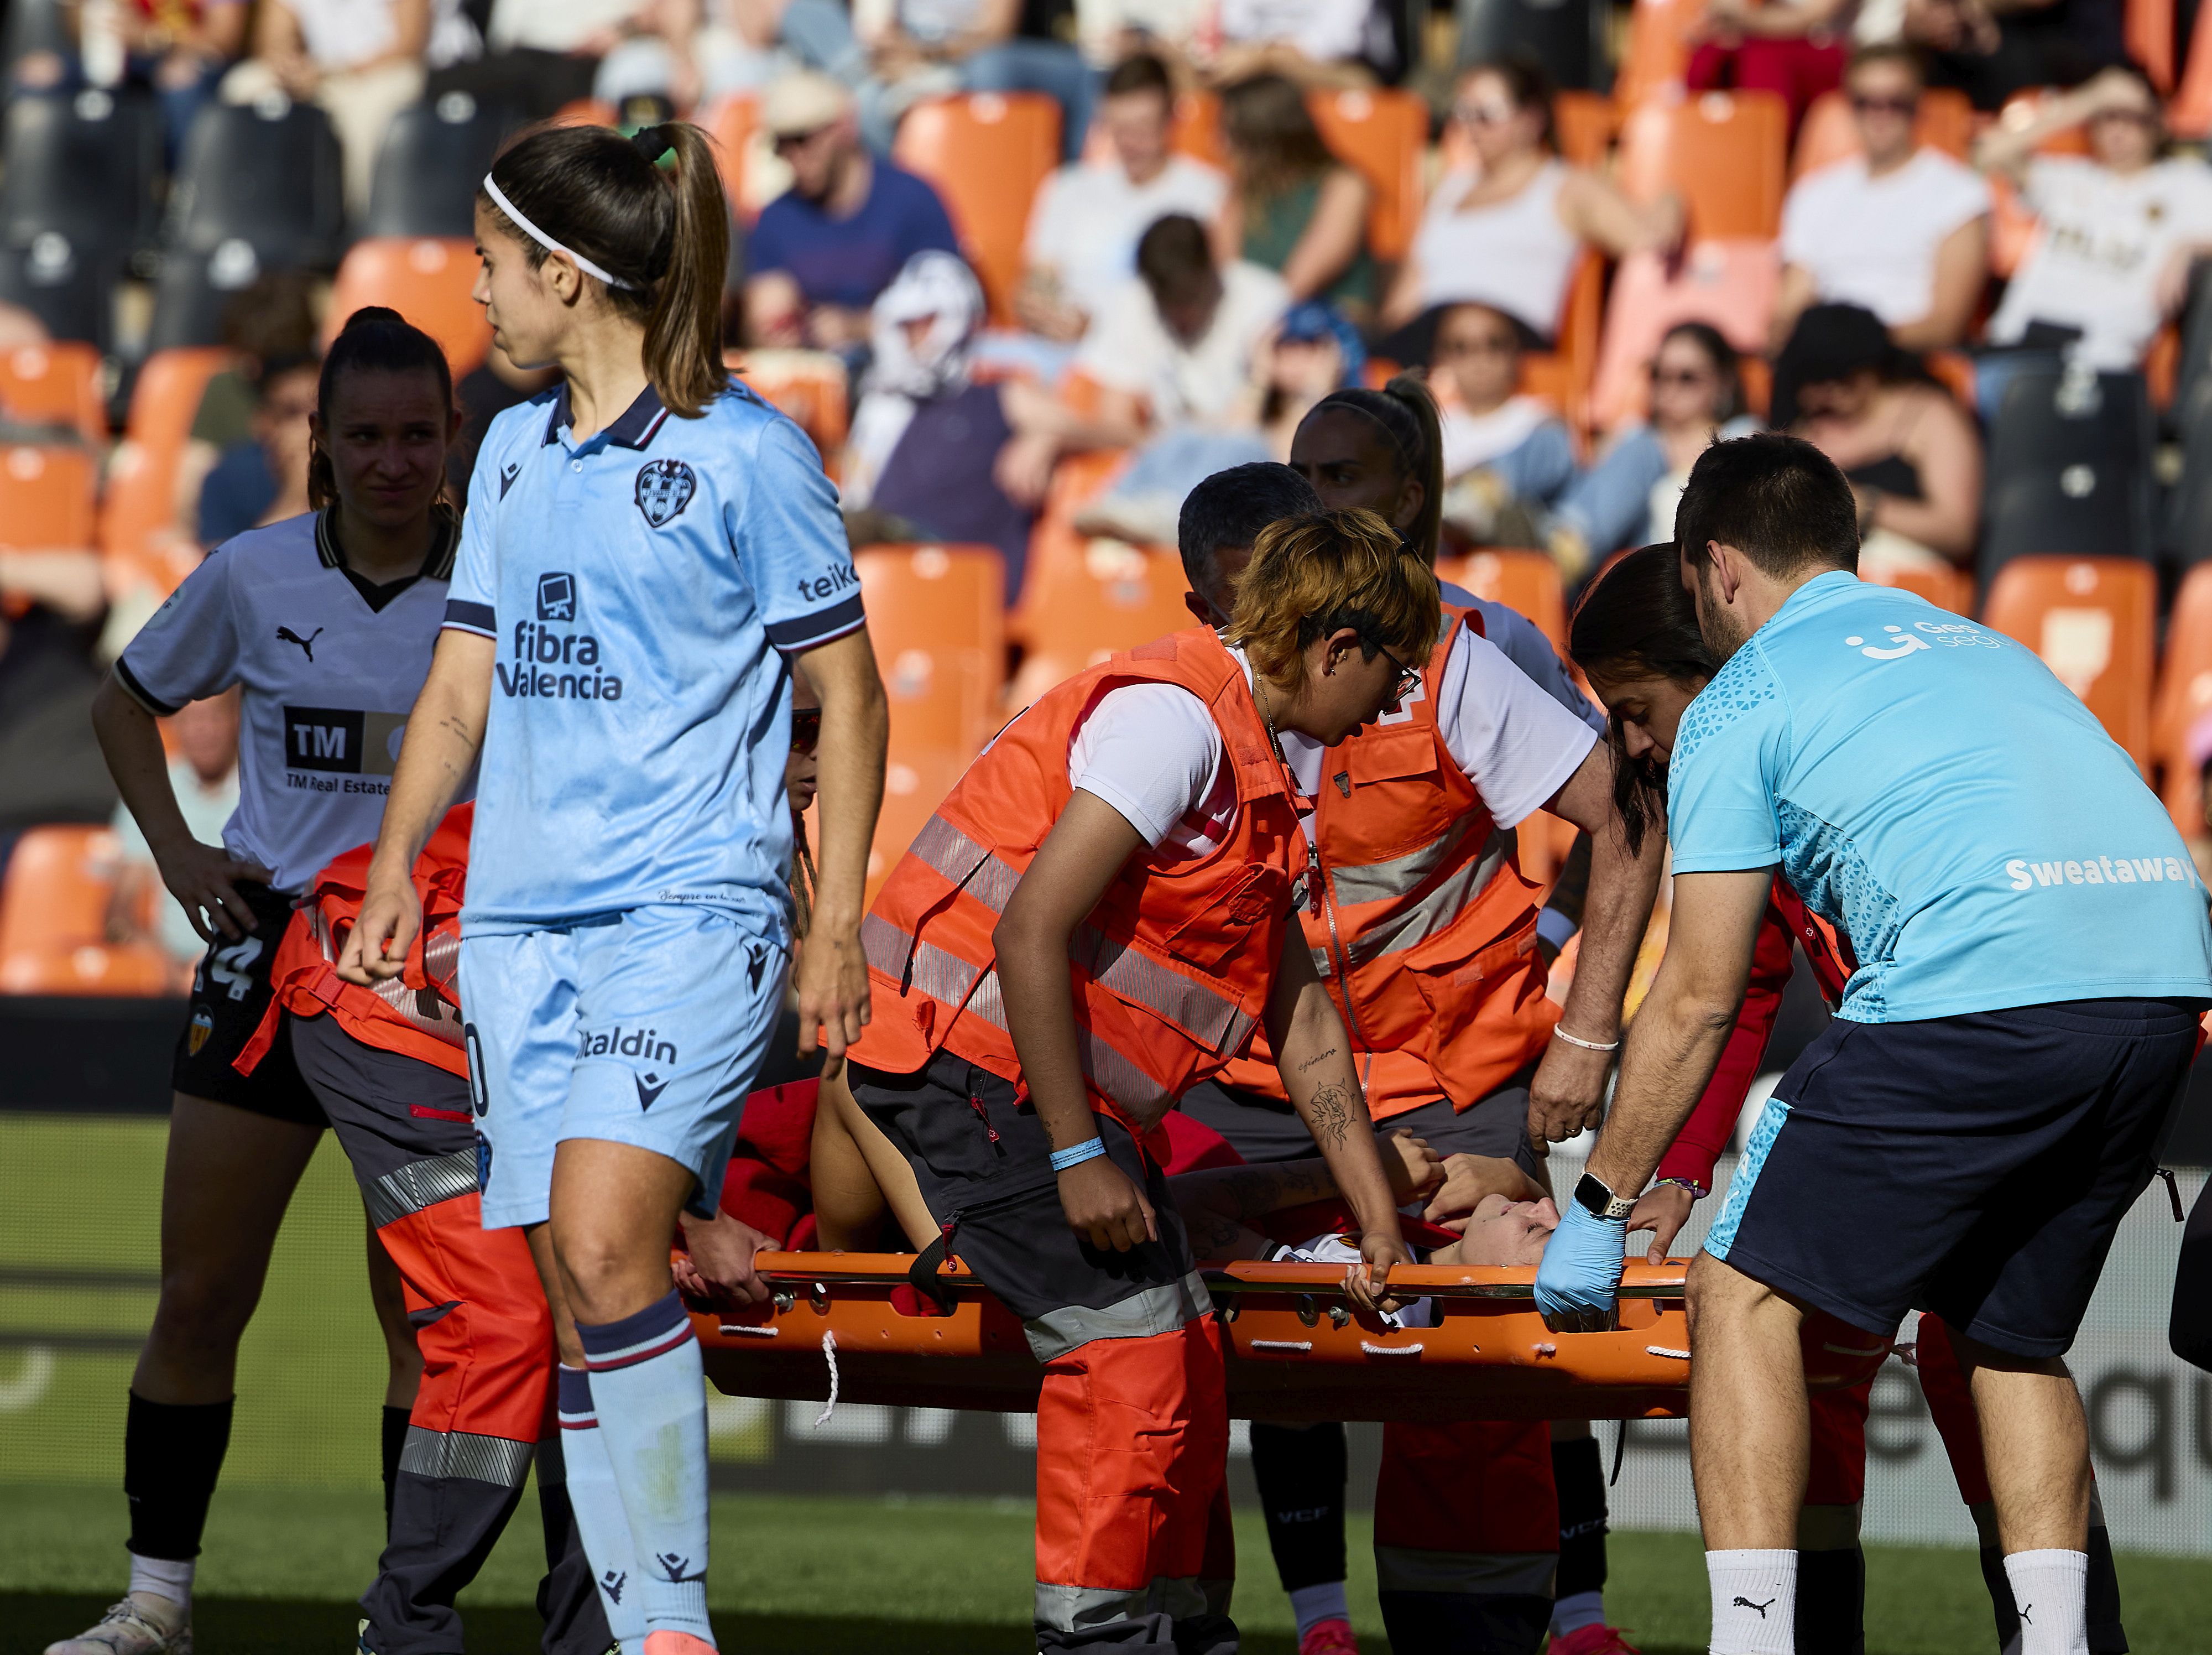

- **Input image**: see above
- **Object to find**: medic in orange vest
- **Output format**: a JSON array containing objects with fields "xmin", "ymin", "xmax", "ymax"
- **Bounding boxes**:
[
  {"xmin": 1571, "ymin": 544, "xmax": 2132, "ymax": 1655},
  {"xmin": 845, "ymin": 509, "xmax": 1430, "ymax": 1655}
]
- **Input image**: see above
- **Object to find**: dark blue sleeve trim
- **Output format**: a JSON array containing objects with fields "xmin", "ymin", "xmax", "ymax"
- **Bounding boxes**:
[
  {"xmin": 112, "ymin": 657, "xmax": 180, "ymax": 717},
  {"xmin": 768, "ymin": 595, "xmax": 866, "ymax": 654},
  {"xmin": 443, "ymin": 598, "xmax": 497, "ymax": 636}
]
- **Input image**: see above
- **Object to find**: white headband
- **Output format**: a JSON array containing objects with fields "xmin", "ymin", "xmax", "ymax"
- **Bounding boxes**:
[{"xmin": 483, "ymin": 174, "xmax": 636, "ymax": 291}]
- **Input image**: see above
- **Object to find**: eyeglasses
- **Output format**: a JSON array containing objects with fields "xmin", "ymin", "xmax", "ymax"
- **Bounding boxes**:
[
  {"xmin": 1849, "ymin": 93, "xmax": 1919, "ymax": 117},
  {"xmin": 1453, "ymin": 100, "xmax": 1519, "ymax": 126},
  {"xmin": 791, "ymin": 706, "xmax": 820, "ymax": 756},
  {"xmin": 1648, "ymin": 365, "xmax": 1715, "ymax": 387},
  {"xmin": 772, "ymin": 125, "xmax": 829, "ymax": 153},
  {"xmin": 1374, "ymin": 642, "xmax": 1421, "ymax": 701}
]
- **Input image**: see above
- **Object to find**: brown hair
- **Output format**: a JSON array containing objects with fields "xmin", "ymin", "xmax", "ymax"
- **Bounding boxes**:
[
  {"xmin": 1229, "ymin": 507, "xmax": 1439, "ymax": 693},
  {"xmin": 1222, "ymin": 74, "xmax": 1337, "ymax": 200},
  {"xmin": 306, "ymin": 306, "xmax": 453, "ymax": 512},
  {"xmin": 1302, "ymin": 372, "xmax": 1446, "ymax": 563},
  {"xmin": 480, "ymin": 121, "xmax": 729, "ymax": 418}
]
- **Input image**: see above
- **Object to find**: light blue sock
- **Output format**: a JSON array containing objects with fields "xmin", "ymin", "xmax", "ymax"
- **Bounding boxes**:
[
  {"xmin": 577, "ymin": 1291, "xmax": 714, "ymax": 1643},
  {"xmin": 557, "ymin": 1364, "xmax": 648, "ymax": 1655}
]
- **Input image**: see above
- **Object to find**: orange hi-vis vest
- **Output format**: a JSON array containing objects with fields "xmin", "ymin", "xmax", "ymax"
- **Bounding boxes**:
[
  {"xmin": 851, "ymin": 628, "xmax": 1304, "ymax": 1131},
  {"xmin": 1220, "ymin": 604, "xmax": 1558, "ymax": 1121},
  {"xmin": 237, "ymin": 805, "xmax": 474, "ymax": 1080}
]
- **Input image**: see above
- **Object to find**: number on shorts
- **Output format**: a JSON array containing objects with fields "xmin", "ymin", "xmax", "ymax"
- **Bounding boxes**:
[{"xmin": 207, "ymin": 936, "xmax": 264, "ymax": 1003}]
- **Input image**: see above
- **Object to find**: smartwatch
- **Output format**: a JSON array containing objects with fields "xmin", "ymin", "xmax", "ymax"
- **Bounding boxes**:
[{"xmin": 1574, "ymin": 1173, "xmax": 1637, "ymax": 1222}]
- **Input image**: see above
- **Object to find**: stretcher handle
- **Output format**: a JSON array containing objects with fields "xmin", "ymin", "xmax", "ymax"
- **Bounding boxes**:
[{"xmin": 744, "ymin": 1252, "xmax": 1689, "ymax": 1300}]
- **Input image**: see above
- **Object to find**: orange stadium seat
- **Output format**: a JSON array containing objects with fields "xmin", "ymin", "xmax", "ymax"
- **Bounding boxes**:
[
  {"xmin": 702, "ymin": 93, "xmax": 762, "ymax": 217},
  {"xmin": 1010, "ymin": 539, "xmax": 1197, "ymax": 706},
  {"xmin": 1863, "ymin": 562, "xmax": 1974, "ymax": 615},
  {"xmin": 1436, "ymin": 550, "xmax": 1568, "ymax": 647},
  {"xmin": 1516, "ymin": 251, "xmax": 1605, "ymax": 422},
  {"xmin": 1588, "ymin": 240, "xmax": 1781, "ymax": 431},
  {"xmin": 1307, "ymin": 88, "xmax": 1428, "ymax": 262},
  {"xmin": 2153, "ymin": 562, "xmax": 2212, "ymax": 830},
  {"xmin": 0, "ymin": 444, "xmax": 96, "ymax": 550},
  {"xmin": 1553, "ymin": 91, "xmax": 1616, "ymax": 168},
  {"xmin": 1169, "ymin": 90, "xmax": 1225, "ymax": 168},
  {"xmin": 0, "ymin": 342, "xmax": 105, "ymax": 444},
  {"xmin": 2130, "ymin": 0, "xmax": 2176, "ymax": 92},
  {"xmin": 854, "ymin": 543, "xmax": 1008, "ymax": 757},
  {"xmin": 326, "ymin": 237, "xmax": 492, "ymax": 377},
  {"xmin": 0, "ymin": 825, "xmax": 174, "ymax": 995},
  {"xmin": 551, "ymin": 98, "xmax": 618, "ymax": 128},
  {"xmin": 865, "ymin": 746, "xmax": 972, "ymax": 902},
  {"xmin": 99, "ymin": 346, "xmax": 227, "ymax": 559},
  {"xmin": 2174, "ymin": 7, "xmax": 2212, "ymax": 135},
  {"xmin": 1618, "ymin": 90, "xmax": 1789, "ymax": 240},
  {"xmin": 1790, "ymin": 87, "xmax": 1973, "ymax": 180},
  {"xmin": 731, "ymin": 348, "xmax": 850, "ymax": 460},
  {"xmin": 894, "ymin": 93, "xmax": 1062, "ymax": 324},
  {"xmin": 1616, "ymin": 0, "xmax": 1708, "ymax": 106},
  {"xmin": 1983, "ymin": 555, "xmax": 2156, "ymax": 771}
]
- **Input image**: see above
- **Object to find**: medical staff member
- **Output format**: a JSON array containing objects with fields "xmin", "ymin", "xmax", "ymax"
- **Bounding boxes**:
[
  {"xmin": 1537, "ymin": 434, "xmax": 2212, "ymax": 1655},
  {"xmin": 343, "ymin": 121, "xmax": 889, "ymax": 1655},
  {"xmin": 847, "ymin": 509, "xmax": 1423, "ymax": 1655},
  {"xmin": 1567, "ymin": 542, "xmax": 2132, "ymax": 1655},
  {"xmin": 64, "ymin": 311, "xmax": 490, "ymax": 1655}
]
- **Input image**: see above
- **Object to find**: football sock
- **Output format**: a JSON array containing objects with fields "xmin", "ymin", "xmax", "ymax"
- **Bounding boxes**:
[
  {"xmin": 1288, "ymin": 1581, "xmax": 1352, "ymax": 1640},
  {"xmin": 125, "ymin": 1554, "xmax": 194, "ymax": 1614},
  {"xmin": 558, "ymin": 1364, "xmax": 648, "ymax": 1655},
  {"xmin": 123, "ymin": 1392, "xmax": 233, "ymax": 1570},
  {"xmin": 1552, "ymin": 1434, "xmax": 1611, "ymax": 1631},
  {"xmin": 1250, "ymin": 1420, "xmax": 1348, "ymax": 1592},
  {"xmin": 2003, "ymin": 1549, "xmax": 2088, "ymax": 1655},
  {"xmin": 1707, "ymin": 1548, "xmax": 1796, "ymax": 1654},
  {"xmin": 577, "ymin": 1293, "xmax": 714, "ymax": 1645},
  {"xmin": 381, "ymin": 1404, "xmax": 411, "ymax": 1534},
  {"xmin": 1792, "ymin": 1544, "xmax": 1865, "ymax": 1655},
  {"xmin": 1552, "ymin": 1590, "xmax": 1606, "ymax": 1638}
]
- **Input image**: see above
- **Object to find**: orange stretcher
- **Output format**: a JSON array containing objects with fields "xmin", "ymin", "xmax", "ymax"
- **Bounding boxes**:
[{"xmin": 696, "ymin": 1253, "xmax": 1700, "ymax": 1423}]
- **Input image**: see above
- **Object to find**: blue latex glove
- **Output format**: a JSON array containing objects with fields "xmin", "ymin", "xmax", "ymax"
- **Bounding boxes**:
[{"xmin": 1533, "ymin": 1197, "xmax": 1629, "ymax": 1333}]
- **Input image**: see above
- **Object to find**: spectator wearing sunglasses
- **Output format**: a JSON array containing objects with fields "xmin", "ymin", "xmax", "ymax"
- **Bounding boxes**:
[
  {"xmin": 1427, "ymin": 301, "xmax": 1577, "ymax": 558},
  {"xmin": 1548, "ymin": 322, "xmax": 1760, "ymax": 575},
  {"xmin": 1972, "ymin": 66, "xmax": 2212, "ymax": 407},
  {"xmin": 743, "ymin": 70, "xmax": 963, "ymax": 355},
  {"xmin": 1684, "ymin": 0, "xmax": 1855, "ymax": 136},
  {"xmin": 1380, "ymin": 57, "xmax": 1682, "ymax": 350},
  {"xmin": 1771, "ymin": 43, "xmax": 1991, "ymax": 352}
]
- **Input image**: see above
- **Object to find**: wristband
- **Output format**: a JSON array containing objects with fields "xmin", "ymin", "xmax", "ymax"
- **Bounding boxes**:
[
  {"xmin": 1050, "ymin": 1136, "xmax": 1107, "ymax": 1173},
  {"xmin": 1551, "ymin": 1026, "xmax": 1620, "ymax": 1053},
  {"xmin": 1657, "ymin": 1175, "xmax": 1709, "ymax": 1200}
]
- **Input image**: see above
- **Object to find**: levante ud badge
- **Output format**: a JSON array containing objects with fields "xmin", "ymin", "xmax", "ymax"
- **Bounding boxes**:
[{"xmin": 635, "ymin": 458, "xmax": 696, "ymax": 528}]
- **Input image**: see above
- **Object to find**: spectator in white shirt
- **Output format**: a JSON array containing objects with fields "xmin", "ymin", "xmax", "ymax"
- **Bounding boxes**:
[
  {"xmin": 1772, "ymin": 42, "xmax": 1991, "ymax": 351},
  {"xmin": 1974, "ymin": 66, "xmax": 2212, "ymax": 397},
  {"xmin": 1018, "ymin": 52, "xmax": 1227, "ymax": 343},
  {"xmin": 429, "ymin": 0, "xmax": 645, "ymax": 116},
  {"xmin": 111, "ymin": 690, "xmax": 242, "ymax": 973}
]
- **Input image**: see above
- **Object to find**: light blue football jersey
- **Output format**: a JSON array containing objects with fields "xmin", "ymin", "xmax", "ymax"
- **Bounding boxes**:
[
  {"xmin": 1666, "ymin": 570, "xmax": 2212, "ymax": 1022},
  {"xmin": 445, "ymin": 381, "xmax": 863, "ymax": 937}
]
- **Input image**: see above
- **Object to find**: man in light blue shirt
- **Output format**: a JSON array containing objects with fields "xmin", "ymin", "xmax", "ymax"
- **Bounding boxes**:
[{"xmin": 1533, "ymin": 433, "xmax": 2212, "ymax": 1655}]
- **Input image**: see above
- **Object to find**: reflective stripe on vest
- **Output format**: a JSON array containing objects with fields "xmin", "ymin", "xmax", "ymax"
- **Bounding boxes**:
[
  {"xmin": 1024, "ymin": 1270, "xmax": 1213, "ymax": 1363},
  {"xmin": 397, "ymin": 1424, "xmax": 534, "ymax": 1489},
  {"xmin": 1036, "ymin": 1578, "xmax": 1211, "ymax": 1635},
  {"xmin": 1342, "ymin": 824, "xmax": 1510, "ymax": 969},
  {"xmin": 365, "ymin": 1148, "xmax": 479, "ymax": 1229}
]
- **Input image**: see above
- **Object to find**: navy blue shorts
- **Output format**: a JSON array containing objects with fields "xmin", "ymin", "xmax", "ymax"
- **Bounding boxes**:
[
  {"xmin": 1708, "ymin": 997, "xmax": 2201, "ymax": 1359},
  {"xmin": 1180, "ymin": 1073, "xmax": 1546, "ymax": 1183}
]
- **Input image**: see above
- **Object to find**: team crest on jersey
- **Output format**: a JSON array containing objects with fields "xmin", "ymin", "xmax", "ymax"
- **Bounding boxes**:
[
  {"xmin": 187, "ymin": 1008, "xmax": 214, "ymax": 1057},
  {"xmin": 634, "ymin": 458, "xmax": 696, "ymax": 528}
]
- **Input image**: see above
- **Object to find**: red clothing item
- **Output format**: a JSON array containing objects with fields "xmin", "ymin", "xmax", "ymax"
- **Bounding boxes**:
[
  {"xmin": 715, "ymin": 1079, "xmax": 823, "ymax": 1250},
  {"xmin": 1656, "ymin": 877, "xmax": 1855, "ymax": 1192},
  {"xmin": 1686, "ymin": 36, "xmax": 1848, "ymax": 135}
]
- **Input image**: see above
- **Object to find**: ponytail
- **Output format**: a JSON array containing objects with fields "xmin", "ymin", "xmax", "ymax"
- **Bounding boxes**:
[
  {"xmin": 481, "ymin": 120, "xmax": 731, "ymax": 418},
  {"xmin": 1303, "ymin": 372, "xmax": 1445, "ymax": 563},
  {"xmin": 308, "ymin": 305, "xmax": 455, "ymax": 512}
]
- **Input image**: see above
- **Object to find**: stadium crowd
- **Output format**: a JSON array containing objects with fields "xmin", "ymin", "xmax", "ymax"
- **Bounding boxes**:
[{"xmin": 8, "ymin": 1, "xmax": 2212, "ymax": 1654}]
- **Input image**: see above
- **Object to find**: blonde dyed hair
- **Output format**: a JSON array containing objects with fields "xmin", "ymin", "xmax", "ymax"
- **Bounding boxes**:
[{"xmin": 1229, "ymin": 508, "xmax": 1440, "ymax": 694}]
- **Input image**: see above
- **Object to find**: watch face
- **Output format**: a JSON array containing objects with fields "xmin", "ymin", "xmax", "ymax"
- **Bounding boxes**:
[{"xmin": 1575, "ymin": 1173, "xmax": 1613, "ymax": 1217}]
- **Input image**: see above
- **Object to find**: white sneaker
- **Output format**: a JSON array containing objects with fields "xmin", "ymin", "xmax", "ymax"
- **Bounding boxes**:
[{"xmin": 44, "ymin": 1595, "xmax": 192, "ymax": 1655}]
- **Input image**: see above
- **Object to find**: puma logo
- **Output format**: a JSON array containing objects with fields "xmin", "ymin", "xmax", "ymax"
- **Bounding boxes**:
[
  {"xmin": 276, "ymin": 624, "xmax": 324, "ymax": 662},
  {"xmin": 2020, "ymin": 1604, "xmax": 2033, "ymax": 1625},
  {"xmin": 1733, "ymin": 1596, "xmax": 1776, "ymax": 1619}
]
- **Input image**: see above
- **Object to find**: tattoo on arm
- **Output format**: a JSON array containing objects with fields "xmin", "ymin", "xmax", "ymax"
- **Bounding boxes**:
[
  {"xmin": 1296, "ymin": 1045, "xmax": 1340, "ymax": 1074},
  {"xmin": 1306, "ymin": 1084, "xmax": 1355, "ymax": 1151}
]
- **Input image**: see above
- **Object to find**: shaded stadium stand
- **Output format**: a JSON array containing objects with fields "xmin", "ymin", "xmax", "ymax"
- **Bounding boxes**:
[
  {"xmin": 325, "ymin": 237, "xmax": 492, "ymax": 377},
  {"xmin": 1984, "ymin": 555, "xmax": 2157, "ymax": 771},
  {"xmin": 0, "ymin": 341, "xmax": 107, "ymax": 445},
  {"xmin": 854, "ymin": 543, "xmax": 1008, "ymax": 757},
  {"xmin": 361, "ymin": 92, "xmax": 518, "ymax": 239},
  {"xmin": 0, "ymin": 238, "xmax": 111, "ymax": 347},
  {"xmin": 2166, "ymin": 366, "xmax": 2212, "ymax": 563},
  {"xmin": 143, "ymin": 243, "xmax": 281, "ymax": 354},
  {"xmin": 1790, "ymin": 87, "xmax": 1974, "ymax": 179},
  {"xmin": 2153, "ymin": 561, "xmax": 2212, "ymax": 829},
  {"xmin": 0, "ymin": 87, "xmax": 164, "ymax": 262},
  {"xmin": 1457, "ymin": 0, "xmax": 1611, "ymax": 89},
  {"xmin": 0, "ymin": 826, "xmax": 174, "ymax": 996},
  {"xmin": 1615, "ymin": 0, "xmax": 1706, "ymax": 107},
  {"xmin": 99, "ymin": 346, "xmax": 228, "ymax": 560},
  {"xmin": 732, "ymin": 349, "xmax": 850, "ymax": 462},
  {"xmin": 1308, "ymin": 89, "xmax": 1430, "ymax": 263},
  {"xmin": 894, "ymin": 93, "xmax": 1061, "ymax": 324},
  {"xmin": 0, "ymin": 443, "xmax": 97, "ymax": 550},
  {"xmin": 1436, "ymin": 549, "xmax": 1568, "ymax": 646},
  {"xmin": 1010, "ymin": 538, "xmax": 1197, "ymax": 705},
  {"xmin": 2, "ymin": 0, "xmax": 70, "ymax": 62},
  {"xmin": 1588, "ymin": 239, "xmax": 1780, "ymax": 430},
  {"xmin": 1982, "ymin": 368, "xmax": 2157, "ymax": 574},
  {"xmin": 1618, "ymin": 89, "xmax": 1788, "ymax": 240},
  {"xmin": 164, "ymin": 97, "xmax": 346, "ymax": 268}
]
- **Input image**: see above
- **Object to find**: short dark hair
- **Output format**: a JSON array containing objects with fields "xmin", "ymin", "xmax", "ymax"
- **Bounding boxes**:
[
  {"xmin": 1674, "ymin": 431, "xmax": 1860, "ymax": 580},
  {"xmin": 1136, "ymin": 214, "xmax": 1215, "ymax": 310},
  {"xmin": 1105, "ymin": 51, "xmax": 1173, "ymax": 102},
  {"xmin": 1178, "ymin": 462, "xmax": 1320, "ymax": 594},
  {"xmin": 1848, "ymin": 40, "xmax": 1924, "ymax": 84}
]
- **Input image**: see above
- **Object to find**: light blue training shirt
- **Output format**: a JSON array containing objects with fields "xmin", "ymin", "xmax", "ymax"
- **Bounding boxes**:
[
  {"xmin": 444, "ymin": 381, "xmax": 864, "ymax": 938},
  {"xmin": 1667, "ymin": 570, "xmax": 2212, "ymax": 1022}
]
